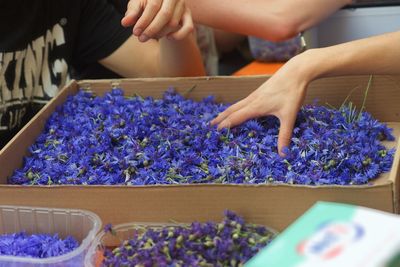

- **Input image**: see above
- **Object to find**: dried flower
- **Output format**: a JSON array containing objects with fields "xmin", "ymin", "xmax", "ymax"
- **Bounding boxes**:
[{"xmin": 101, "ymin": 211, "xmax": 275, "ymax": 266}]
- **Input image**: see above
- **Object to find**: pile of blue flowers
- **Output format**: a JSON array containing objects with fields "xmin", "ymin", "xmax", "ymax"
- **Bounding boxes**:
[
  {"xmin": 9, "ymin": 88, "xmax": 395, "ymax": 185},
  {"xmin": 0, "ymin": 232, "xmax": 78, "ymax": 258},
  {"xmin": 101, "ymin": 211, "xmax": 275, "ymax": 266}
]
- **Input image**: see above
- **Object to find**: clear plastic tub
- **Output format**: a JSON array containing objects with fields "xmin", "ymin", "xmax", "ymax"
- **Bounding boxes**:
[
  {"xmin": 85, "ymin": 222, "xmax": 278, "ymax": 267},
  {"xmin": 248, "ymin": 35, "xmax": 303, "ymax": 62},
  {"xmin": 0, "ymin": 205, "xmax": 101, "ymax": 267}
]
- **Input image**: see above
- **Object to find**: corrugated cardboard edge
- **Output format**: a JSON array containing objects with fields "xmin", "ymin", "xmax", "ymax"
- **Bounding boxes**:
[
  {"xmin": 77, "ymin": 75, "xmax": 400, "ymax": 121},
  {"xmin": 0, "ymin": 80, "xmax": 80, "ymax": 180},
  {"xmin": 390, "ymin": 136, "xmax": 400, "ymax": 213}
]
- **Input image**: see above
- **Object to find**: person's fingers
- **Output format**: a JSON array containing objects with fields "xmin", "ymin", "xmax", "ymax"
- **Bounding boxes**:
[
  {"xmin": 218, "ymin": 105, "xmax": 261, "ymax": 130},
  {"xmin": 168, "ymin": 0, "xmax": 184, "ymax": 29},
  {"xmin": 211, "ymin": 101, "xmax": 245, "ymax": 126},
  {"xmin": 153, "ymin": 27, "xmax": 172, "ymax": 40},
  {"xmin": 277, "ymin": 114, "xmax": 296, "ymax": 157},
  {"xmin": 151, "ymin": 0, "xmax": 183, "ymax": 39},
  {"xmin": 121, "ymin": 1, "xmax": 143, "ymax": 27},
  {"xmin": 135, "ymin": 0, "xmax": 162, "ymax": 41},
  {"xmin": 210, "ymin": 93, "xmax": 257, "ymax": 126},
  {"xmin": 151, "ymin": 4, "xmax": 183, "ymax": 40},
  {"xmin": 277, "ymin": 86, "xmax": 306, "ymax": 156},
  {"xmin": 142, "ymin": 0, "xmax": 178, "ymax": 39},
  {"xmin": 168, "ymin": 8, "xmax": 194, "ymax": 40}
]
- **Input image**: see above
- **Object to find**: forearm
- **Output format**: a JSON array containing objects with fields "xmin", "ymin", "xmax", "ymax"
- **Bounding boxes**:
[
  {"xmin": 99, "ymin": 35, "xmax": 205, "ymax": 78},
  {"xmin": 158, "ymin": 35, "xmax": 205, "ymax": 77},
  {"xmin": 187, "ymin": 0, "xmax": 350, "ymax": 41},
  {"xmin": 296, "ymin": 31, "xmax": 400, "ymax": 83}
]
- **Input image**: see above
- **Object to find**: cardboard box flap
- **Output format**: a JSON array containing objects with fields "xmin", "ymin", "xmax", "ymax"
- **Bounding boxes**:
[{"xmin": 0, "ymin": 80, "xmax": 81, "ymax": 181}]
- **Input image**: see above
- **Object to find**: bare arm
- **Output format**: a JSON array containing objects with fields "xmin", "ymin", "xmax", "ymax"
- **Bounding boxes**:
[
  {"xmin": 303, "ymin": 31, "xmax": 400, "ymax": 79},
  {"xmin": 212, "ymin": 31, "xmax": 400, "ymax": 155},
  {"xmin": 187, "ymin": 0, "xmax": 351, "ymax": 41},
  {"xmin": 99, "ymin": 33, "xmax": 205, "ymax": 78},
  {"xmin": 102, "ymin": 0, "xmax": 205, "ymax": 77}
]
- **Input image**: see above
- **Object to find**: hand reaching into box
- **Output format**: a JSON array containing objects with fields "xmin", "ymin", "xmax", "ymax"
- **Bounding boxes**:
[
  {"xmin": 212, "ymin": 31, "xmax": 400, "ymax": 156},
  {"xmin": 211, "ymin": 58, "xmax": 307, "ymax": 157}
]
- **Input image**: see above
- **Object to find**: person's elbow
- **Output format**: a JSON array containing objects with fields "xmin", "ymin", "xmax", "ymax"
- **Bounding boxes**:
[
  {"xmin": 272, "ymin": 22, "xmax": 300, "ymax": 42},
  {"xmin": 260, "ymin": 19, "xmax": 301, "ymax": 42}
]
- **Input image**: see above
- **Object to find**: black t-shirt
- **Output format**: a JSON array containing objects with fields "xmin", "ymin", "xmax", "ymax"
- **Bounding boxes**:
[{"xmin": 0, "ymin": 0, "xmax": 131, "ymax": 148}]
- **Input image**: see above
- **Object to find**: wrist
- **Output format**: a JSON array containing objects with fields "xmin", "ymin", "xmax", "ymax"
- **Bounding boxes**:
[
  {"xmin": 291, "ymin": 49, "xmax": 327, "ymax": 82},
  {"xmin": 277, "ymin": 50, "xmax": 318, "ymax": 91}
]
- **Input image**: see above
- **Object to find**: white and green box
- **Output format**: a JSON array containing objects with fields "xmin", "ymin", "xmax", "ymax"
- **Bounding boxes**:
[{"xmin": 246, "ymin": 202, "xmax": 400, "ymax": 267}]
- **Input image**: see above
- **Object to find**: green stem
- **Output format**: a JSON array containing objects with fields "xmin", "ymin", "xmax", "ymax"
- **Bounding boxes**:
[
  {"xmin": 340, "ymin": 86, "xmax": 360, "ymax": 110},
  {"xmin": 183, "ymin": 85, "xmax": 197, "ymax": 96},
  {"xmin": 357, "ymin": 75, "xmax": 373, "ymax": 121}
]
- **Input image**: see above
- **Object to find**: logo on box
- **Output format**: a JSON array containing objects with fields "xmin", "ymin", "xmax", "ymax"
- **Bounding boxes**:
[{"xmin": 297, "ymin": 221, "xmax": 364, "ymax": 260}]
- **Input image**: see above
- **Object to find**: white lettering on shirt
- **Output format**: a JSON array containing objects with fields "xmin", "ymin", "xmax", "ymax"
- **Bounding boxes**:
[{"xmin": 0, "ymin": 22, "xmax": 70, "ymax": 131}]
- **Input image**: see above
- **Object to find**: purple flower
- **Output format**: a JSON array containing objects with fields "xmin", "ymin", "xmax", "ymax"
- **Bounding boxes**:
[
  {"xmin": 101, "ymin": 211, "xmax": 275, "ymax": 266},
  {"xmin": 0, "ymin": 232, "xmax": 78, "ymax": 258},
  {"xmin": 103, "ymin": 224, "xmax": 114, "ymax": 234},
  {"xmin": 9, "ymin": 88, "xmax": 395, "ymax": 186}
]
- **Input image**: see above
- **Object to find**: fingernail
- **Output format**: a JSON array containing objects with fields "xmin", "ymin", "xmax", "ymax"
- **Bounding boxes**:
[
  {"xmin": 133, "ymin": 28, "xmax": 142, "ymax": 36},
  {"xmin": 139, "ymin": 34, "xmax": 149, "ymax": 42}
]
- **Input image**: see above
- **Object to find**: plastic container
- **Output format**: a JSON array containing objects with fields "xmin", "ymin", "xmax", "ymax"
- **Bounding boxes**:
[
  {"xmin": 0, "ymin": 205, "xmax": 101, "ymax": 267},
  {"xmin": 248, "ymin": 35, "xmax": 303, "ymax": 62},
  {"xmin": 85, "ymin": 222, "xmax": 278, "ymax": 267}
]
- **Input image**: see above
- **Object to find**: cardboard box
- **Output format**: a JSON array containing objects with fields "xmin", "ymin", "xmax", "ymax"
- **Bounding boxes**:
[
  {"xmin": 0, "ymin": 75, "xmax": 399, "ymax": 231},
  {"xmin": 246, "ymin": 202, "xmax": 400, "ymax": 267}
]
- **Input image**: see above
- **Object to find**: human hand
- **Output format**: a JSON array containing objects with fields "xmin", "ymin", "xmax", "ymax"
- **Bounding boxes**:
[
  {"xmin": 121, "ymin": 0, "xmax": 194, "ymax": 42},
  {"xmin": 211, "ymin": 60, "xmax": 308, "ymax": 156}
]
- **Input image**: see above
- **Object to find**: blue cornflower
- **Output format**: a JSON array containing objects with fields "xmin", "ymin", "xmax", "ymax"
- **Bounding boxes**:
[
  {"xmin": 0, "ymin": 232, "xmax": 78, "ymax": 258},
  {"xmin": 9, "ymin": 88, "xmax": 395, "ymax": 186}
]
